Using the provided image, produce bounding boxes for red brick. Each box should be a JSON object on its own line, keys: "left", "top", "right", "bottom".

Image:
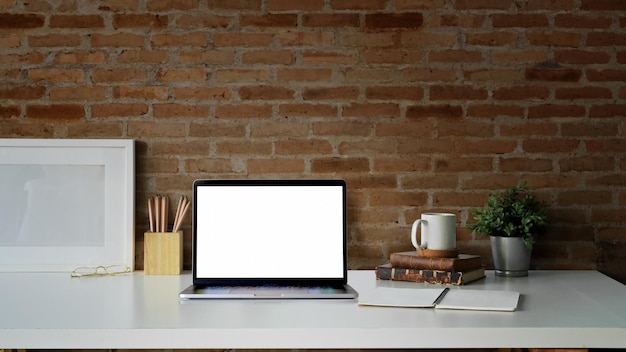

{"left": 465, "top": 31, "right": 518, "bottom": 46}
{"left": 363, "top": 49, "right": 423, "bottom": 64}
{"left": 522, "top": 138, "right": 580, "bottom": 153}
{"left": 587, "top": 32, "right": 626, "bottom": 46}
{"left": 435, "top": 157, "right": 493, "bottom": 172}
{"left": 398, "top": 138, "right": 455, "bottom": 154}
{"left": 373, "top": 157, "right": 431, "bottom": 173}
{"left": 365, "top": 86, "right": 423, "bottom": 101}
{"left": 310, "top": 157, "right": 370, "bottom": 173}
{"left": 560, "top": 157, "right": 614, "bottom": 172}
{"left": 430, "top": 85, "right": 488, "bottom": 100}
{"left": 370, "top": 190, "right": 428, "bottom": 207}
{"left": 302, "top": 51, "right": 358, "bottom": 65}
{"left": 28, "top": 34, "right": 81, "bottom": 47}
{"left": 313, "top": 121, "right": 372, "bottom": 136}
{"left": 91, "top": 33, "right": 145, "bottom": 47}
{"left": 128, "top": 121, "right": 186, "bottom": 138}
{"left": 0, "top": 86, "right": 45, "bottom": 100}
{"left": 147, "top": 0, "right": 200, "bottom": 11}
{"left": 28, "top": 69, "right": 84, "bottom": 83}
{"left": 67, "top": 122, "right": 124, "bottom": 138}
{"left": 454, "top": 139, "right": 517, "bottom": 154}
{"left": 152, "top": 33, "right": 207, "bottom": 47}
{"left": 526, "top": 31, "right": 581, "bottom": 47}
{"left": 115, "top": 86, "right": 169, "bottom": 100}
{"left": 555, "top": 87, "right": 613, "bottom": 100}
{"left": 92, "top": 103, "right": 148, "bottom": 117}
{"left": 400, "top": 31, "right": 457, "bottom": 47}
{"left": 118, "top": 50, "right": 169, "bottom": 64}
{"left": 406, "top": 104, "right": 463, "bottom": 118}
{"left": 467, "top": 104, "right": 525, "bottom": 118}
{"left": 561, "top": 121, "right": 618, "bottom": 137}
{"left": 277, "top": 68, "right": 332, "bottom": 82}
{"left": 50, "top": 87, "right": 107, "bottom": 101}
{"left": 153, "top": 104, "right": 210, "bottom": 118}
{"left": 50, "top": 15, "right": 104, "bottom": 28}
{"left": 432, "top": 14, "right": 486, "bottom": 27}
{"left": 500, "top": 157, "right": 554, "bottom": 172}
{"left": 428, "top": 50, "right": 483, "bottom": 63}
{"left": 250, "top": 121, "right": 309, "bottom": 138}
{"left": 267, "top": 0, "right": 323, "bottom": 10}
{"left": 279, "top": 103, "right": 337, "bottom": 117}
{"left": 276, "top": 31, "right": 335, "bottom": 46}
{"left": 54, "top": 51, "right": 107, "bottom": 64}
{"left": 186, "top": 159, "right": 232, "bottom": 174}
{"left": 438, "top": 121, "right": 494, "bottom": 138}
{"left": 275, "top": 139, "right": 333, "bottom": 155}
{"left": 555, "top": 50, "right": 611, "bottom": 65}
{"left": 240, "top": 14, "right": 297, "bottom": 27}
{"left": 176, "top": 14, "right": 233, "bottom": 28}
{"left": 114, "top": 14, "right": 168, "bottom": 28}
{"left": 0, "top": 13, "right": 44, "bottom": 28}
{"left": 213, "top": 33, "right": 272, "bottom": 47}
{"left": 555, "top": 14, "right": 612, "bottom": 29}
{"left": 455, "top": 0, "right": 510, "bottom": 10}
{"left": 217, "top": 141, "right": 272, "bottom": 155}
{"left": 587, "top": 69, "right": 626, "bottom": 82}
{"left": 216, "top": 104, "right": 272, "bottom": 118}
{"left": 26, "top": 104, "right": 84, "bottom": 120}
{"left": 239, "top": 85, "right": 294, "bottom": 100}
{"left": 0, "top": 105, "right": 21, "bottom": 119}
{"left": 492, "top": 14, "right": 549, "bottom": 28}
{"left": 242, "top": 50, "right": 295, "bottom": 65}
{"left": 304, "top": 86, "right": 360, "bottom": 100}
{"left": 376, "top": 121, "right": 434, "bottom": 137}
{"left": 528, "top": 104, "right": 586, "bottom": 118}
{"left": 178, "top": 50, "right": 234, "bottom": 64}
{"left": 401, "top": 68, "right": 457, "bottom": 82}
{"left": 301, "top": 13, "right": 360, "bottom": 27}
{"left": 558, "top": 191, "right": 612, "bottom": 206}
{"left": 395, "top": 0, "right": 447, "bottom": 10}
{"left": 343, "top": 103, "right": 400, "bottom": 118}
{"left": 365, "top": 13, "right": 423, "bottom": 29}
{"left": 494, "top": 86, "right": 550, "bottom": 100}
{"left": 174, "top": 87, "right": 231, "bottom": 100}
{"left": 339, "top": 139, "right": 396, "bottom": 155}
{"left": 581, "top": 0, "right": 626, "bottom": 10}
{"left": 215, "top": 69, "right": 269, "bottom": 82}
{"left": 330, "top": 0, "right": 387, "bottom": 10}
{"left": 492, "top": 50, "right": 548, "bottom": 64}
{"left": 190, "top": 122, "right": 246, "bottom": 138}
{"left": 590, "top": 104, "right": 626, "bottom": 118}
{"left": 433, "top": 191, "right": 488, "bottom": 207}
{"left": 247, "top": 158, "right": 305, "bottom": 174}
{"left": 92, "top": 68, "right": 147, "bottom": 83}
{"left": 206, "top": 0, "right": 262, "bottom": 11}
{"left": 98, "top": 0, "right": 139, "bottom": 11}
{"left": 526, "top": 68, "right": 582, "bottom": 82}
{"left": 157, "top": 68, "right": 207, "bottom": 82}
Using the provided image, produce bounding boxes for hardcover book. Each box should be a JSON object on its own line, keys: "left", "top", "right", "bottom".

{"left": 375, "top": 264, "right": 486, "bottom": 285}
{"left": 389, "top": 251, "right": 483, "bottom": 272}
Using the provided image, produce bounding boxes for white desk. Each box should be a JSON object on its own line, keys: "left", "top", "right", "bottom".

{"left": 1, "top": 270, "right": 625, "bottom": 349}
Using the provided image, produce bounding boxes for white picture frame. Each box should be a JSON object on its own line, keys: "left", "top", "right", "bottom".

{"left": 0, "top": 139, "right": 135, "bottom": 272}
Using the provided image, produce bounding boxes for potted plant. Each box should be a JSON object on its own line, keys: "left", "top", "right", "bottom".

{"left": 468, "top": 182, "right": 548, "bottom": 277}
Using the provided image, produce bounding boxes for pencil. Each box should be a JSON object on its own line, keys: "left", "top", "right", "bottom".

{"left": 148, "top": 197, "right": 154, "bottom": 232}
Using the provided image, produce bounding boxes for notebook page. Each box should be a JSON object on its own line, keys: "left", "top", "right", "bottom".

{"left": 358, "top": 287, "right": 446, "bottom": 308}
{"left": 435, "top": 289, "right": 520, "bottom": 312}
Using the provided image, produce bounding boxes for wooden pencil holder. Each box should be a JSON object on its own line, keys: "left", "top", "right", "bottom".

{"left": 144, "top": 231, "right": 183, "bottom": 275}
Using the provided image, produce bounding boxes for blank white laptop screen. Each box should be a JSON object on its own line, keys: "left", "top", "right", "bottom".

{"left": 194, "top": 181, "right": 346, "bottom": 281}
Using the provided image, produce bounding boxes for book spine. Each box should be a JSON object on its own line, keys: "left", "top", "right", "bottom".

{"left": 376, "top": 266, "right": 464, "bottom": 285}
{"left": 390, "top": 254, "right": 458, "bottom": 271}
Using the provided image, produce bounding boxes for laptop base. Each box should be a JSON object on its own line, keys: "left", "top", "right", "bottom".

{"left": 179, "top": 283, "right": 358, "bottom": 299}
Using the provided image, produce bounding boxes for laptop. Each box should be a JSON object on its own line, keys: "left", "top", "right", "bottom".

{"left": 179, "top": 179, "right": 358, "bottom": 299}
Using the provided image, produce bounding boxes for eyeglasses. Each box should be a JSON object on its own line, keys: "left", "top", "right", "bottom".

{"left": 70, "top": 265, "right": 131, "bottom": 278}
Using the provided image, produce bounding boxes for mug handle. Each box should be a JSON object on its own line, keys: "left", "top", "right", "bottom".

{"left": 411, "top": 219, "right": 427, "bottom": 249}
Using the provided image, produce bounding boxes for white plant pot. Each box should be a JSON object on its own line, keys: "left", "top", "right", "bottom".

{"left": 490, "top": 236, "right": 531, "bottom": 277}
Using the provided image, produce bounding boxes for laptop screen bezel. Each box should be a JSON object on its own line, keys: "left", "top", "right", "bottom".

{"left": 191, "top": 179, "right": 349, "bottom": 286}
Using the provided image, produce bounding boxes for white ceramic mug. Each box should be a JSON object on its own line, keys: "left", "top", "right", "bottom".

{"left": 411, "top": 213, "right": 456, "bottom": 250}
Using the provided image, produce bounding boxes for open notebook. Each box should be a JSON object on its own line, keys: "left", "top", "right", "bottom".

{"left": 179, "top": 179, "right": 358, "bottom": 299}
{"left": 358, "top": 287, "right": 520, "bottom": 311}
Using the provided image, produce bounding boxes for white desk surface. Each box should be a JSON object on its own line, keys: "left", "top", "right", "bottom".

{"left": 1, "top": 270, "right": 625, "bottom": 349}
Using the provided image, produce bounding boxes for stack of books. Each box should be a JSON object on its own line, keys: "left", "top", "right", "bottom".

{"left": 376, "top": 251, "right": 485, "bottom": 285}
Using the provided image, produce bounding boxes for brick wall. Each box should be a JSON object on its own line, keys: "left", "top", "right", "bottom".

{"left": 1, "top": 0, "right": 625, "bottom": 283}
